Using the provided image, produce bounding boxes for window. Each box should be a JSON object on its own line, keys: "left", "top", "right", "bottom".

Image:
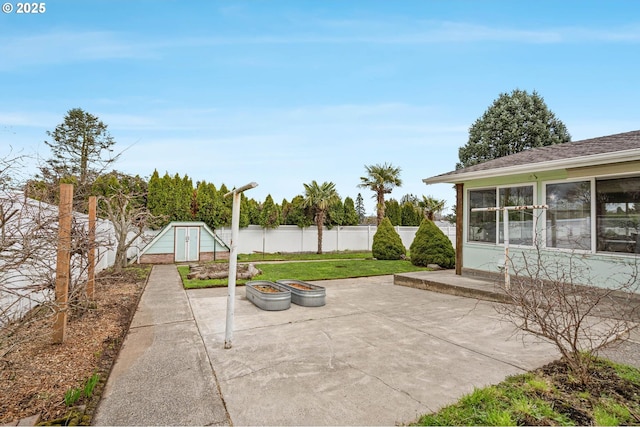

{"left": 468, "top": 185, "right": 534, "bottom": 245}
{"left": 596, "top": 177, "right": 640, "bottom": 253}
{"left": 546, "top": 181, "right": 591, "bottom": 250}
{"left": 468, "top": 189, "right": 496, "bottom": 243}
{"left": 499, "top": 186, "right": 534, "bottom": 245}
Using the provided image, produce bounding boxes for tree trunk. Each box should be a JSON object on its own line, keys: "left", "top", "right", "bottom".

{"left": 316, "top": 212, "right": 324, "bottom": 254}
{"left": 376, "top": 191, "right": 385, "bottom": 225}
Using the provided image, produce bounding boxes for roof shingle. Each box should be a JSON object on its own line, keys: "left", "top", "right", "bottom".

{"left": 431, "top": 130, "right": 640, "bottom": 180}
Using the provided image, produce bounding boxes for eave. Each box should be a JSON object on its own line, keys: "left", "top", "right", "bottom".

{"left": 423, "top": 148, "right": 640, "bottom": 185}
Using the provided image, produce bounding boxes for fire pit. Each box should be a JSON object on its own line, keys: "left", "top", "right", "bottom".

{"left": 276, "top": 279, "right": 326, "bottom": 307}
{"left": 245, "top": 281, "right": 291, "bottom": 311}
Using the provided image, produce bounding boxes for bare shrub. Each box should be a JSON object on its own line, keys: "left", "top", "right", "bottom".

{"left": 498, "top": 240, "right": 640, "bottom": 385}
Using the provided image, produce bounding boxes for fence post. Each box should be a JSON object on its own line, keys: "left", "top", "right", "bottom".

{"left": 53, "top": 183, "right": 73, "bottom": 344}
{"left": 87, "top": 196, "right": 96, "bottom": 300}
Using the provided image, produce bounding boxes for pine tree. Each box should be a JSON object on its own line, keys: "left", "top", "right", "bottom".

{"left": 355, "top": 193, "right": 366, "bottom": 223}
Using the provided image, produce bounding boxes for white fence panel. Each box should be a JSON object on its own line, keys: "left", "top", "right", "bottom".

{"left": 216, "top": 223, "right": 456, "bottom": 254}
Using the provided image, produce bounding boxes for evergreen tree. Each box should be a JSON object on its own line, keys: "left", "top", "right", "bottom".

{"left": 146, "top": 170, "right": 166, "bottom": 228}
{"left": 410, "top": 219, "right": 455, "bottom": 268}
{"left": 195, "top": 181, "right": 219, "bottom": 229}
{"left": 280, "top": 198, "right": 291, "bottom": 224}
{"left": 384, "top": 199, "right": 402, "bottom": 226}
{"left": 355, "top": 193, "right": 366, "bottom": 223}
{"left": 247, "top": 198, "right": 261, "bottom": 225}
{"left": 217, "top": 184, "right": 233, "bottom": 226}
{"left": 239, "top": 194, "right": 251, "bottom": 228}
{"left": 326, "top": 199, "right": 344, "bottom": 228}
{"left": 401, "top": 202, "right": 421, "bottom": 226}
{"left": 259, "top": 194, "right": 281, "bottom": 228}
{"left": 38, "top": 108, "right": 119, "bottom": 207}
{"left": 286, "top": 195, "right": 313, "bottom": 227}
{"left": 343, "top": 196, "right": 359, "bottom": 225}
{"left": 458, "top": 89, "right": 571, "bottom": 169}
{"left": 372, "top": 217, "right": 406, "bottom": 260}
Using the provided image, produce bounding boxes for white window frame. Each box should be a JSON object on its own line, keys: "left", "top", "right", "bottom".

{"left": 466, "top": 183, "right": 537, "bottom": 247}
{"left": 541, "top": 178, "right": 595, "bottom": 254}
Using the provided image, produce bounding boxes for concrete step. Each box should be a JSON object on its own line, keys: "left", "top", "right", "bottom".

{"left": 393, "top": 270, "right": 511, "bottom": 303}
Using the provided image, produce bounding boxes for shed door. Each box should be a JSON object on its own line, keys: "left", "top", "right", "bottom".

{"left": 175, "top": 227, "right": 200, "bottom": 262}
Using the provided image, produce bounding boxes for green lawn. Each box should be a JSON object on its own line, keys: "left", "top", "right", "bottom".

{"left": 179, "top": 258, "right": 428, "bottom": 289}
{"left": 237, "top": 251, "right": 373, "bottom": 262}
{"left": 412, "top": 357, "right": 640, "bottom": 426}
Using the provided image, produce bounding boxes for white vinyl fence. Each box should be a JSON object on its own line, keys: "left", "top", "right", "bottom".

{"left": 0, "top": 194, "right": 144, "bottom": 324}
{"left": 215, "top": 223, "right": 456, "bottom": 254}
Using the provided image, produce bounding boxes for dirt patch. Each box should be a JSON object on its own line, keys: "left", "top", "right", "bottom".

{"left": 187, "top": 262, "right": 261, "bottom": 280}
{"left": 0, "top": 266, "right": 149, "bottom": 425}
{"left": 525, "top": 359, "right": 640, "bottom": 425}
{"left": 254, "top": 285, "right": 281, "bottom": 293}
{"left": 286, "top": 282, "right": 313, "bottom": 291}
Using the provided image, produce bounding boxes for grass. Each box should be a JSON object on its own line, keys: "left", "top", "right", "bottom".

{"left": 413, "top": 357, "right": 640, "bottom": 426}
{"left": 237, "top": 251, "right": 373, "bottom": 262}
{"left": 179, "top": 258, "right": 428, "bottom": 289}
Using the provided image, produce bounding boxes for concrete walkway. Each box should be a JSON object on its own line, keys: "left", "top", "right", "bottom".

{"left": 92, "top": 265, "right": 230, "bottom": 426}
{"left": 94, "top": 265, "right": 566, "bottom": 425}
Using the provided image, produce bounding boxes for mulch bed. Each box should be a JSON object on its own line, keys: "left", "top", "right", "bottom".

{"left": 0, "top": 266, "right": 148, "bottom": 425}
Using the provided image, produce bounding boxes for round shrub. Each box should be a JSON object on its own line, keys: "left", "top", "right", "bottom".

{"left": 372, "top": 217, "right": 406, "bottom": 260}
{"left": 410, "top": 218, "right": 455, "bottom": 268}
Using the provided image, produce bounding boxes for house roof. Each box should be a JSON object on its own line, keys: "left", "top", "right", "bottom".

{"left": 423, "top": 130, "right": 640, "bottom": 184}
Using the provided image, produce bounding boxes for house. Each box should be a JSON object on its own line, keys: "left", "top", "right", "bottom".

{"left": 138, "top": 221, "right": 230, "bottom": 264}
{"left": 423, "top": 130, "right": 640, "bottom": 288}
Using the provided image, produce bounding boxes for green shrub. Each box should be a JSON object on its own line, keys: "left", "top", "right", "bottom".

{"left": 372, "top": 217, "right": 406, "bottom": 260}
{"left": 410, "top": 218, "right": 455, "bottom": 268}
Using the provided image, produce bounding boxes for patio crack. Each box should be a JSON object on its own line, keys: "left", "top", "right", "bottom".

{"left": 370, "top": 311, "right": 531, "bottom": 372}
{"left": 343, "top": 360, "right": 434, "bottom": 413}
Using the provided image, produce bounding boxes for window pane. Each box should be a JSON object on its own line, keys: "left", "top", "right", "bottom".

{"left": 546, "top": 181, "right": 591, "bottom": 250}
{"left": 596, "top": 177, "right": 640, "bottom": 253}
{"left": 499, "top": 186, "right": 534, "bottom": 245}
{"left": 468, "top": 189, "right": 496, "bottom": 243}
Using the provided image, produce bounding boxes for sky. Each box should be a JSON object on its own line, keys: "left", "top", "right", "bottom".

{"left": 1, "top": 1, "right": 639, "bottom": 215}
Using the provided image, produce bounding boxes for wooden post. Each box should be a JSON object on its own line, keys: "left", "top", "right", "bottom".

{"left": 87, "top": 196, "right": 96, "bottom": 300}
{"left": 53, "top": 184, "right": 73, "bottom": 344}
{"left": 455, "top": 183, "right": 463, "bottom": 276}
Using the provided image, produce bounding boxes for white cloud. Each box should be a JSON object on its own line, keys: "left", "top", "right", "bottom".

{"left": 2, "top": 19, "right": 638, "bottom": 71}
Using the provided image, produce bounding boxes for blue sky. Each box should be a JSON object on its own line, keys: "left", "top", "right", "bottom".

{"left": 1, "top": 1, "right": 639, "bottom": 215}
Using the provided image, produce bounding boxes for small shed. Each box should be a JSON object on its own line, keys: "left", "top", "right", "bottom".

{"left": 138, "top": 221, "right": 230, "bottom": 264}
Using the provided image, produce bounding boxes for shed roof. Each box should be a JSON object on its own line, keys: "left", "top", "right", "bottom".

{"left": 139, "top": 221, "right": 230, "bottom": 257}
{"left": 424, "top": 130, "right": 640, "bottom": 184}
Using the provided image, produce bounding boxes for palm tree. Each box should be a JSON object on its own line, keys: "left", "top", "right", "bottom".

{"left": 358, "top": 163, "right": 402, "bottom": 225}
{"left": 302, "top": 180, "right": 340, "bottom": 254}
{"left": 419, "top": 195, "right": 446, "bottom": 221}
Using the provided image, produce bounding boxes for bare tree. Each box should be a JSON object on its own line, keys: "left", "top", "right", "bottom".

{"left": 498, "top": 239, "right": 640, "bottom": 385}
{"left": 1, "top": 153, "right": 103, "bottom": 359}
{"left": 98, "top": 189, "right": 162, "bottom": 272}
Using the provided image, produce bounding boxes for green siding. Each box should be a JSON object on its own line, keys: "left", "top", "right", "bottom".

{"left": 461, "top": 163, "right": 640, "bottom": 289}
{"left": 145, "top": 230, "right": 175, "bottom": 254}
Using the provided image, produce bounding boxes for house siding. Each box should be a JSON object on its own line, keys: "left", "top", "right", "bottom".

{"left": 461, "top": 163, "right": 640, "bottom": 289}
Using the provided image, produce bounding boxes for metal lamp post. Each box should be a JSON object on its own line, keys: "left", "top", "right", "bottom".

{"left": 224, "top": 182, "right": 258, "bottom": 349}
